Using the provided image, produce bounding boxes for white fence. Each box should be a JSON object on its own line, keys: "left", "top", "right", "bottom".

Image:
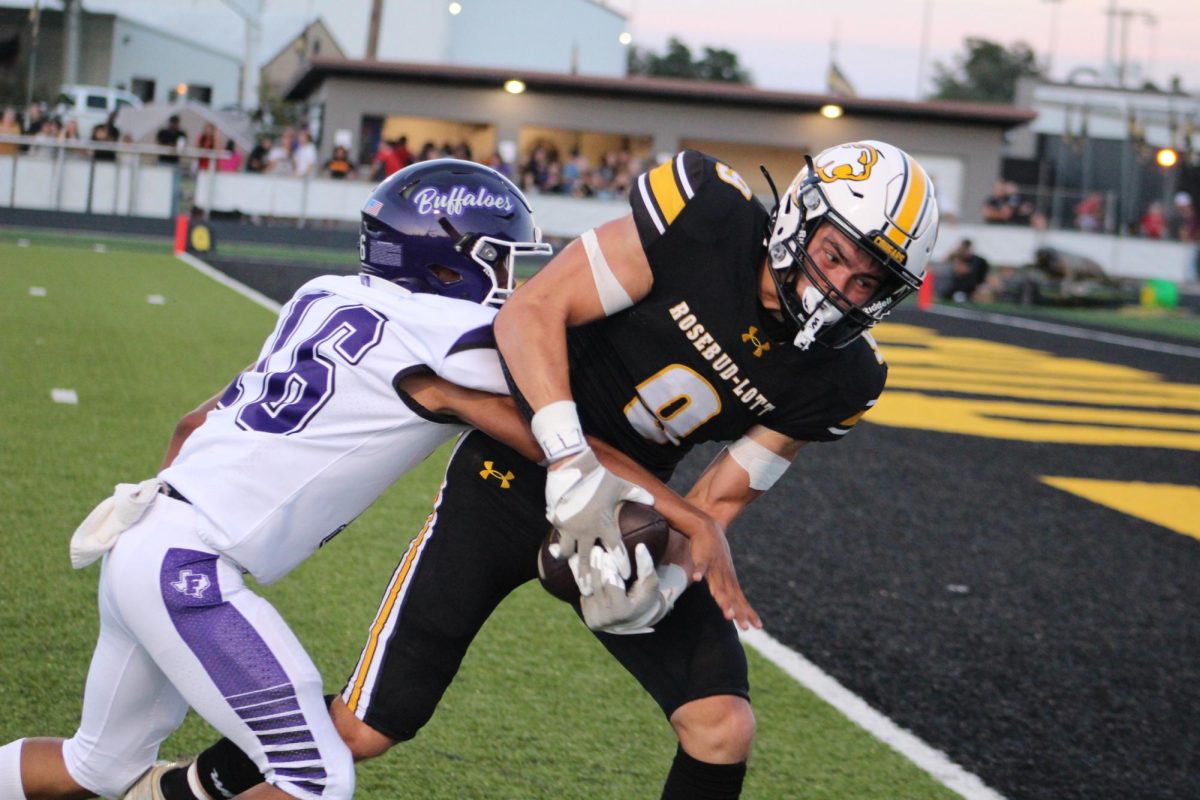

{"left": 2, "top": 134, "right": 1195, "bottom": 283}
{"left": 935, "top": 223, "right": 1198, "bottom": 283}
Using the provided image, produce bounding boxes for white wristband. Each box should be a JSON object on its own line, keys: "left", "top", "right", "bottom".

{"left": 531, "top": 400, "right": 588, "bottom": 462}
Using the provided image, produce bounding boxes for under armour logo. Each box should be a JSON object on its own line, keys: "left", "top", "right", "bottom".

{"left": 479, "top": 460, "right": 515, "bottom": 489}
{"left": 171, "top": 569, "right": 211, "bottom": 599}
{"left": 741, "top": 326, "right": 770, "bottom": 357}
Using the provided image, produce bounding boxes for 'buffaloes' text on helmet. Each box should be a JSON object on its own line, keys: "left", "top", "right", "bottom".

{"left": 359, "top": 159, "right": 552, "bottom": 306}
{"left": 766, "top": 140, "right": 940, "bottom": 349}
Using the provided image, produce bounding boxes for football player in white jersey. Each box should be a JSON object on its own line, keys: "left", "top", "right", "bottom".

{"left": 0, "top": 160, "right": 729, "bottom": 800}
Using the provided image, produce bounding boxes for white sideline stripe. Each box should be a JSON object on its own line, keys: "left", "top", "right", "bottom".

{"left": 51, "top": 388, "right": 79, "bottom": 405}
{"left": 740, "top": 628, "right": 1006, "bottom": 800}
{"left": 175, "top": 252, "right": 282, "bottom": 313}
{"left": 925, "top": 304, "right": 1200, "bottom": 358}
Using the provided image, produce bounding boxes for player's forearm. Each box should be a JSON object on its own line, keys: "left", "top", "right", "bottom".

{"left": 587, "top": 436, "right": 716, "bottom": 545}
{"left": 396, "top": 373, "right": 543, "bottom": 462}
{"left": 684, "top": 454, "right": 764, "bottom": 531}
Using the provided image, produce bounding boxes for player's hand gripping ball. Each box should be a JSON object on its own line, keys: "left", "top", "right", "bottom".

{"left": 538, "top": 501, "right": 669, "bottom": 602}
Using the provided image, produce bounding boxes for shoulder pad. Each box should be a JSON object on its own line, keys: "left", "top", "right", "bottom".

{"left": 630, "top": 150, "right": 757, "bottom": 247}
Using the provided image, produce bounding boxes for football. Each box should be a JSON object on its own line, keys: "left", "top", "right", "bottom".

{"left": 537, "top": 501, "right": 670, "bottom": 603}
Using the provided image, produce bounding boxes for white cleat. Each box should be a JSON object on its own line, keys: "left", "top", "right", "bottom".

{"left": 122, "top": 759, "right": 192, "bottom": 800}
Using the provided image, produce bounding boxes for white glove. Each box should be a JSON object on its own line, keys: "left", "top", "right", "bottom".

{"left": 544, "top": 447, "right": 654, "bottom": 589}
{"left": 580, "top": 543, "right": 689, "bottom": 635}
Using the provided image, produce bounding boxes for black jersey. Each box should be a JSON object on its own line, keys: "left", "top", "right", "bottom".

{"left": 566, "top": 150, "right": 887, "bottom": 478}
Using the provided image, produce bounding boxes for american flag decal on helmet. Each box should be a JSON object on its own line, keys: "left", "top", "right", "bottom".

{"left": 363, "top": 198, "right": 384, "bottom": 217}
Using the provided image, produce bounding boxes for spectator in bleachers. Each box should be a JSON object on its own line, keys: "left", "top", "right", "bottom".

{"left": 1073, "top": 191, "right": 1104, "bottom": 232}
{"left": 294, "top": 129, "right": 318, "bottom": 177}
{"left": 245, "top": 134, "right": 272, "bottom": 173}
{"left": 58, "top": 118, "right": 83, "bottom": 157}
{"left": 940, "top": 238, "right": 990, "bottom": 303}
{"left": 90, "top": 120, "right": 117, "bottom": 162}
{"left": 1139, "top": 201, "right": 1167, "bottom": 239}
{"left": 29, "top": 118, "right": 59, "bottom": 156}
{"left": 484, "top": 150, "right": 512, "bottom": 178}
{"left": 452, "top": 140, "right": 472, "bottom": 161}
{"left": 1171, "top": 192, "right": 1198, "bottom": 242}
{"left": 392, "top": 135, "right": 414, "bottom": 168}
{"left": 21, "top": 102, "right": 45, "bottom": 137}
{"left": 982, "top": 179, "right": 1014, "bottom": 224}
{"left": 1006, "top": 181, "right": 1036, "bottom": 225}
{"left": 370, "top": 139, "right": 402, "bottom": 181}
{"left": 266, "top": 129, "right": 295, "bottom": 175}
{"left": 217, "top": 139, "right": 243, "bottom": 172}
{"left": 195, "top": 123, "right": 219, "bottom": 171}
{"left": 324, "top": 145, "right": 355, "bottom": 179}
{"left": 155, "top": 114, "right": 187, "bottom": 164}
{"left": 0, "top": 107, "right": 20, "bottom": 155}
{"left": 417, "top": 141, "right": 438, "bottom": 162}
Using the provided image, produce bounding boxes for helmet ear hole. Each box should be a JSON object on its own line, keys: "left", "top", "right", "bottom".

{"left": 429, "top": 265, "right": 464, "bottom": 284}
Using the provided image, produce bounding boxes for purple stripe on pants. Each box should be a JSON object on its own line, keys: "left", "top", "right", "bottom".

{"left": 229, "top": 684, "right": 299, "bottom": 708}
{"left": 159, "top": 548, "right": 327, "bottom": 790}
{"left": 259, "top": 730, "right": 316, "bottom": 746}
{"left": 274, "top": 767, "right": 327, "bottom": 779}
{"left": 248, "top": 713, "right": 306, "bottom": 732}
{"left": 267, "top": 748, "right": 320, "bottom": 764}
{"left": 235, "top": 697, "right": 302, "bottom": 720}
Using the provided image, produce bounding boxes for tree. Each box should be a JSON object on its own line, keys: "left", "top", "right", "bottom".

{"left": 932, "top": 38, "right": 1043, "bottom": 103}
{"left": 627, "top": 37, "right": 751, "bottom": 84}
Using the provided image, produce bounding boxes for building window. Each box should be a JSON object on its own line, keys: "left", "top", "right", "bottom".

{"left": 131, "top": 77, "right": 155, "bottom": 103}
{"left": 187, "top": 85, "right": 213, "bottom": 105}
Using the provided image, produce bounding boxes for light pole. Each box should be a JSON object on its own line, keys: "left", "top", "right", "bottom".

{"left": 217, "top": 0, "right": 264, "bottom": 111}
{"left": 1042, "top": 0, "right": 1064, "bottom": 78}
{"left": 24, "top": 0, "right": 40, "bottom": 109}
{"left": 1141, "top": 12, "right": 1157, "bottom": 87}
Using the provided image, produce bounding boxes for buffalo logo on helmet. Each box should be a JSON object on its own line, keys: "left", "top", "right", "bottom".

{"left": 814, "top": 142, "right": 880, "bottom": 184}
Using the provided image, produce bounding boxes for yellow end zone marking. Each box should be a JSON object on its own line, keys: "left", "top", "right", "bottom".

{"left": 868, "top": 323, "right": 1200, "bottom": 451}
{"left": 1040, "top": 477, "right": 1200, "bottom": 541}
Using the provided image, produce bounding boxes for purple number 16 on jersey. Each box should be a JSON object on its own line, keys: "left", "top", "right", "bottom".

{"left": 225, "top": 298, "right": 387, "bottom": 435}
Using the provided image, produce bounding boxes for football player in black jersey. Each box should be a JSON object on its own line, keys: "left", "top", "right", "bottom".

{"left": 142, "top": 142, "right": 938, "bottom": 800}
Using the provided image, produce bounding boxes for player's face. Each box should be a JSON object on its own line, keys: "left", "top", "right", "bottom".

{"left": 797, "top": 223, "right": 886, "bottom": 306}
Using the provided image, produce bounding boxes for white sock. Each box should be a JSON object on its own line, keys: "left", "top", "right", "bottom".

{"left": 0, "top": 740, "right": 28, "bottom": 800}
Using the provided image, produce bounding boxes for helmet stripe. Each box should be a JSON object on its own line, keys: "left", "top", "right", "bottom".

{"left": 885, "top": 156, "right": 928, "bottom": 249}
{"left": 648, "top": 159, "right": 686, "bottom": 226}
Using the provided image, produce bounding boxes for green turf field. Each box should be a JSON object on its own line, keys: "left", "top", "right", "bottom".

{"left": 0, "top": 238, "right": 957, "bottom": 798}
{"left": 941, "top": 299, "right": 1200, "bottom": 342}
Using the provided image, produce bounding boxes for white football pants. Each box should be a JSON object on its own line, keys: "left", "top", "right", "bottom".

{"left": 61, "top": 494, "right": 353, "bottom": 800}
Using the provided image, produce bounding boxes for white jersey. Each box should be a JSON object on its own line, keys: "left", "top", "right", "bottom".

{"left": 160, "top": 274, "right": 506, "bottom": 584}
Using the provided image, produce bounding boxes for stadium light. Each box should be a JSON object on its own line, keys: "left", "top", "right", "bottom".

{"left": 820, "top": 104, "right": 844, "bottom": 119}
{"left": 1156, "top": 148, "right": 1178, "bottom": 168}
{"left": 619, "top": 31, "right": 632, "bottom": 46}
{"left": 176, "top": 82, "right": 188, "bottom": 98}
{"left": 504, "top": 79, "right": 526, "bottom": 95}
{"left": 448, "top": 2, "right": 462, "bottom": 14}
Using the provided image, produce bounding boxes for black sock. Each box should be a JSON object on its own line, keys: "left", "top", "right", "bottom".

{"left": 158, "top": 765, "right": 196, "bottom": 800}
{"left": 194, "top": 737, "right": 267, "bottom": 798}
{"left": 192, "top": 694, "right": 340, "bottom": 799}
{"left": 661, "top": 745, "right": 747, "bottom": 800}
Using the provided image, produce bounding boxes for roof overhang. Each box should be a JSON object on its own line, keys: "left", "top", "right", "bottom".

{"left": 285, "top": 57, "right": 1036, "bottom": 129}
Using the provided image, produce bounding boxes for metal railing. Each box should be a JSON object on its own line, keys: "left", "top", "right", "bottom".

{"left": 0, "top": 133, "right": 225, "bottom": 218}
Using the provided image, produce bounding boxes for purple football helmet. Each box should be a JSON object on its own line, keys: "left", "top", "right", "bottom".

{"left": 359, "top": 158, "right": 551, "bottom": 306}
